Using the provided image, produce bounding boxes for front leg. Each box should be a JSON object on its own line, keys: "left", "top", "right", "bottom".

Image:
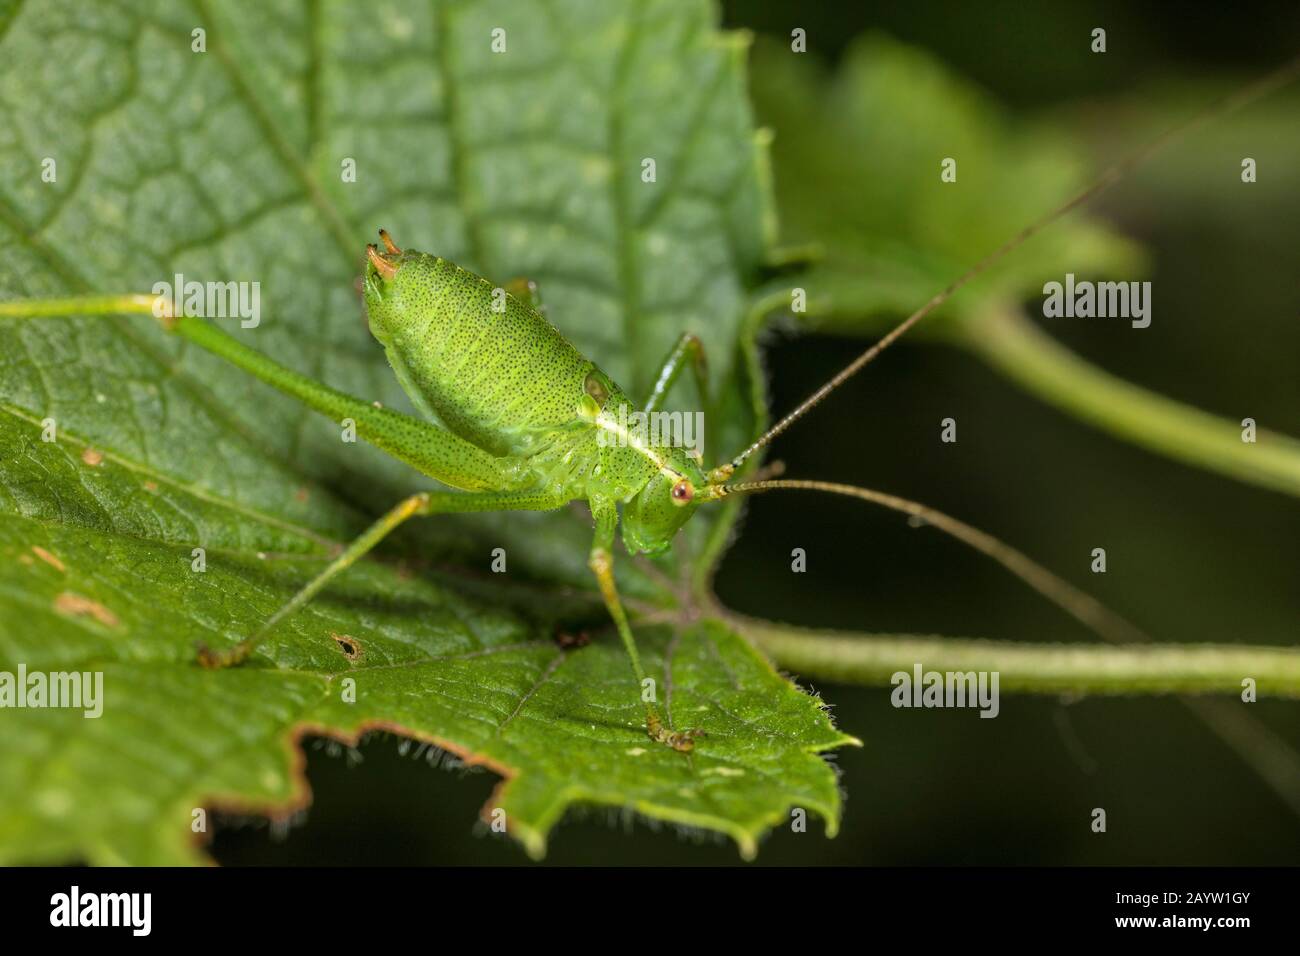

{"left": 644, "top": 332, "right": 709, "bottom": 416}
{"left": 587, "top": 497, "right": 702, "bottom": 752}
{"left": 644, "top": 332, "right": 713, "bottom": 462}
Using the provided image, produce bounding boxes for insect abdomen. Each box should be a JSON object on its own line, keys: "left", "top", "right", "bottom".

{"left": 368, "top": 254, "right": 593, "bottom": 456}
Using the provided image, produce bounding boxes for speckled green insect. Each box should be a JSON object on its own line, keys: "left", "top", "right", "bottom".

{"left": 351, "top": 232, "right": 717, "bottom": 749}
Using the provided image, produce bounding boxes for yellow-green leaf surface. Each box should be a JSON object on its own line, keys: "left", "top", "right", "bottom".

{"left": 0, "top": 0, "right": 852, "bottom": 864}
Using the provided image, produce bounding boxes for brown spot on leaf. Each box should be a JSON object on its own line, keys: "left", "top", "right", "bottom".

{"left": 81, "top": 447, "right": 104, "bottom": 467}
{"left": 293, "top": 487, "right": 310, "bottom": 503}
{"left": 554, "top": 629, "right": 590, "bottom": 649}
{"left": 32, "top": 547, "right": 66, "bottom": 572}
{"left": 54, "top": 592, "right": 120, "bottom": 628}
{"left": 143, "top": 480, "right": 159, "bottom": 493}
{"left": 332, "top": 633, "right": 364, "bottom": 662}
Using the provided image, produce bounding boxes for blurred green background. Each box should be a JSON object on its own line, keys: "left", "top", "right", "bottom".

{"left": 214, "top": 0, "right": 1300, "bottom": 865}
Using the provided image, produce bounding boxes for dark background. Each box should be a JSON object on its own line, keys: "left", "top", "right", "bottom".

{"left": 214, "top": 1, "right": 1300, "bottom": 865}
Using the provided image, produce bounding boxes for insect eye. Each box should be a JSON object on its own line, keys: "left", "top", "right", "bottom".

{"left": 670, "top": 480, "right": 694, "bottom": 505}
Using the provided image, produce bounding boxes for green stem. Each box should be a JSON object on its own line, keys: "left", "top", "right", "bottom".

{"left": 728, "top": 614, "right": 1300, "bottom": 697}
{"left": 964, "top": 305, "right": 1300, "bottom": 498}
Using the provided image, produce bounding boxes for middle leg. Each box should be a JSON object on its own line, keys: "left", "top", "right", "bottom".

{"left": 587, "top": 496, "right": 702, "bottom": 752}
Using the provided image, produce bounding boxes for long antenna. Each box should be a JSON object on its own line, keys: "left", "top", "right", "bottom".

{"left": 721, "top": 53, "right": 1300, "bottom": 476}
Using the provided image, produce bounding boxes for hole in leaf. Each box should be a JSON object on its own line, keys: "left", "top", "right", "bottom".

{"left": 332, "top": 633, "right": 364, "bottom": 662}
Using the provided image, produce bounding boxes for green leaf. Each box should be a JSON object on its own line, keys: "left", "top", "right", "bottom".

{"left": 749, "top": 33, "right": 1142, "bottom": 332}
{"left": 0, "top": 0, "right": 851, "bottom": 863}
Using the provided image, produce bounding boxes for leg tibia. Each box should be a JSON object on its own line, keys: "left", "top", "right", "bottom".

{"left": 644, "top": 332, "right": 709, "bottom": 415}
{"left": 198, "top": 488, "right": 568, "bottom": 668}
{"left": 588, "top": 498, "right": 702, "bottom": 752}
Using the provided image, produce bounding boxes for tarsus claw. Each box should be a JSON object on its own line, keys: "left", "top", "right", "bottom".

{"left": 646, "top": 711, "right": 704, "bottom": 752}
{"left": 195, "top": 640, "right": 248, "bottom": 670}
